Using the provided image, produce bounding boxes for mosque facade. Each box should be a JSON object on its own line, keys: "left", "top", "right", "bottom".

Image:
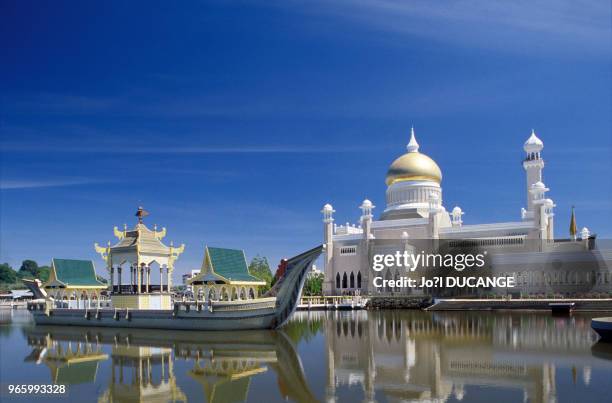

{"left": 321, "top": 129, "right": 612, "bottom": 297}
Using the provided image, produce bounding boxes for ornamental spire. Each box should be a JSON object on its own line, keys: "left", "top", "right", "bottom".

{"left": 407, "top": 126, "right": 419, "bottom": 153}
{"left": 569, "top": 205, "right": 577, "bottom": 240}
{"left": 135, "top": 206, "right": 149, "bottom": 224}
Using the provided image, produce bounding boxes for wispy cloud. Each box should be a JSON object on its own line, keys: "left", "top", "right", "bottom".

{"left": 0, "top": 178, "right": 111, "bottom": 190}
{"left": 0, "top": 141, "right": 373, "bottom": 154}
{"left": 284, "top": 0, "right": 608, "bottom": 56}
{"left": 0, "top": 123, "right": 382, "bottom": 154}
{"left": 2, "top": 72, "right": 544, "bottom": 122}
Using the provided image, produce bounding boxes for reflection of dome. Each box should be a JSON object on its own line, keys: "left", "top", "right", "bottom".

{"left": 385, "top": 129, "right": 442, "bottom": 185}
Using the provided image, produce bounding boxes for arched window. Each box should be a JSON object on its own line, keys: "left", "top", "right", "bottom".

{"left": 350, "top": 272, "right": 355, "bottom": 288}
{"left": 357, "top": 272, "right": 362, "bottom": 288}
{"left": 336, "top": 273, "right": 341, "bottom": 289}
{"left": 342, "top": 273, "right": 348, "bottom": 288}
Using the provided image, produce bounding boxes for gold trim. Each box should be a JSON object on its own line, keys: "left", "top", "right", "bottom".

{"left": 386, "top": 175, "right": 441, "bottom": 186}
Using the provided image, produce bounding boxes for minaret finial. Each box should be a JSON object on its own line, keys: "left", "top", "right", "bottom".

{"left": 407, "top": 126, "right": 419, "bottom": 153}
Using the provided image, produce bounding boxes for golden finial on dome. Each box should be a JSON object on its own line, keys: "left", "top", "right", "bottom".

{"left": 385, "top": 128, "right": 442, "bottom": 186}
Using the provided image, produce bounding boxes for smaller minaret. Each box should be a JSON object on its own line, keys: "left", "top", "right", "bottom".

{"left": 451, "top": 206, "right": 464, "bottom": 227}
{"left": 360, "top": 199, "right": 375, "bottom": 240}
{"left": 569, "top": 206, "right": 577, "bottom": 241}
{"left": 529, "top": 182, "right": 555, "bottom": 241}
{"left": 581, "top": 227, "right": 590, "bottom": 240}
{"left": 523, "top": 130, "right": 545, "bottom": 213}
{"left": 321, "top": 203, "right": 335, "bottom": 261}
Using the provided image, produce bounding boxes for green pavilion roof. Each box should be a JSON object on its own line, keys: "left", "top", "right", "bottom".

{"left": 51, "top": 259, "right": 106, "bottom": 287}
{"left": 207, "top": 247, "right": 261, "bottom": 282}
{"left": 54, "top": 361, "right": 101, "bottom": 384}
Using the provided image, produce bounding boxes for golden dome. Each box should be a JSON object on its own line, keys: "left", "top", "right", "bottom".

{"left": 385, "top": 129, "right": 442, "bottom": 185}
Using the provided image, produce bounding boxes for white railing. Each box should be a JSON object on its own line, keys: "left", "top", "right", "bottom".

{"left": 53, "top": 299, "right": 112, "bottom": 309}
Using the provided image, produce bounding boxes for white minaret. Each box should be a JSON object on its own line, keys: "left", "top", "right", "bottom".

{"left": 523, "top": 130, "right": 545, "bottom": 214}
{"left": 360, "top": 199, "right": 375, "bottom": 240}
{"left": 451, "top": 206, "right": 464, "bottom": 227}
{"left": 529, "top": 181, "right": 555, "bottom": 241}
{"left": 321, "top": 203, "right": 335, "bottom": 295}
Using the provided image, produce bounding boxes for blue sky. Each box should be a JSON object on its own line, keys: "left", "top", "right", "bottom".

{"left": 1, "top": 1, "right": 610, "bottom": 281}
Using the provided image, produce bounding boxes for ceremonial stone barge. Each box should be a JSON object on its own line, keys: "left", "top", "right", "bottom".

{"left": 26, "top": 208, "right": 322, "bottom": 331}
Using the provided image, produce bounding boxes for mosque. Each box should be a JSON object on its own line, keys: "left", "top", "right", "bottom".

{"left": 321, "top": 129, "right": 612, "bottom": 297}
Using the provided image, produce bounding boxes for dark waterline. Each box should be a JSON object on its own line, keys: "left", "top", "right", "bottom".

{"left": 1, "top": 309, "right": 611, "bottom": 403}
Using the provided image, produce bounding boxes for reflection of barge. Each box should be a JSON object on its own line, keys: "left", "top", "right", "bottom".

{"left": 24, "top": 325, "right": 319, "bottom": 403}
{"left": 592, "top": 317, "right": 612, "bottom": 342}
{"left": 27, "top": 245, "right": 322, "bottom": 331}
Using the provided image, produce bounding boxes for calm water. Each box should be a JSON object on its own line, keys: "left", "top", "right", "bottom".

{"left": 1, "top": 309, "right": 611, "bottom": 403}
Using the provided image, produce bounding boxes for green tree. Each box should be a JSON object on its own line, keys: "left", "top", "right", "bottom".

{"left": 17, "top": 260, "right": 50, "bottom": 282}
{"left": 303, "top": 273, "right": 324, "bottom": 296}
{"left": 37, "top": 266, "right": 51, "bottom": 282}
{"left": 248, "top": 255, "right": 273, "bottom": 293}
{"left": 18, "top": 259, "right": 39, "bottom": 278}
{"left": 0, "top": 263, "right": 18, "bottom": 284}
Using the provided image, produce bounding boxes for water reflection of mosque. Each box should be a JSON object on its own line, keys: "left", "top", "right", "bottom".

{"left": 309, "top": 310, "right": 608, "bottom": 403}
{"left": 24, "top": 326, "right": 318, "bottom": 403}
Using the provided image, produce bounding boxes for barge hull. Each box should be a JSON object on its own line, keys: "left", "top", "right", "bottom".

{"left": 31, "top": 309, "right": 277, "bottom": 331}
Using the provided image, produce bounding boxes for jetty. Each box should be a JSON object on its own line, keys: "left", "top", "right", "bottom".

{"left": 297, "top": 296, "right": 368, "bottom": 311}
{"left": 426, "top": 298, "right": 612, "bottom": 312}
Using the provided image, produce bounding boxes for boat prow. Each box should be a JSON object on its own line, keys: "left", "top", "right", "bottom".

{"left": 591, "top": 317, "right": 612, "bottom": 342}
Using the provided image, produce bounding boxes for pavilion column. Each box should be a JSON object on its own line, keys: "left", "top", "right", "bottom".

{"left": 160, "top": 267, "right": 164, "bottom": 293}
{"left": 146, "top": 266, "right": 150, "bottom": 293}
{"left": 110, "top": 267, "right": 115, "bottom": 294}
{"left": 117, "top": 267, "right": 122, "bottom": 294}
{"left": 167, "top": 269, "right": 171, "bottom": 293}
{"left": 130, "top": 266, "right": 135, "bottom": 293}
{"left": 161, "top": 354, "right": 165, "bottom": 382}
{"left": 137, "top": 266, "right": 142, "bottom": 294}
